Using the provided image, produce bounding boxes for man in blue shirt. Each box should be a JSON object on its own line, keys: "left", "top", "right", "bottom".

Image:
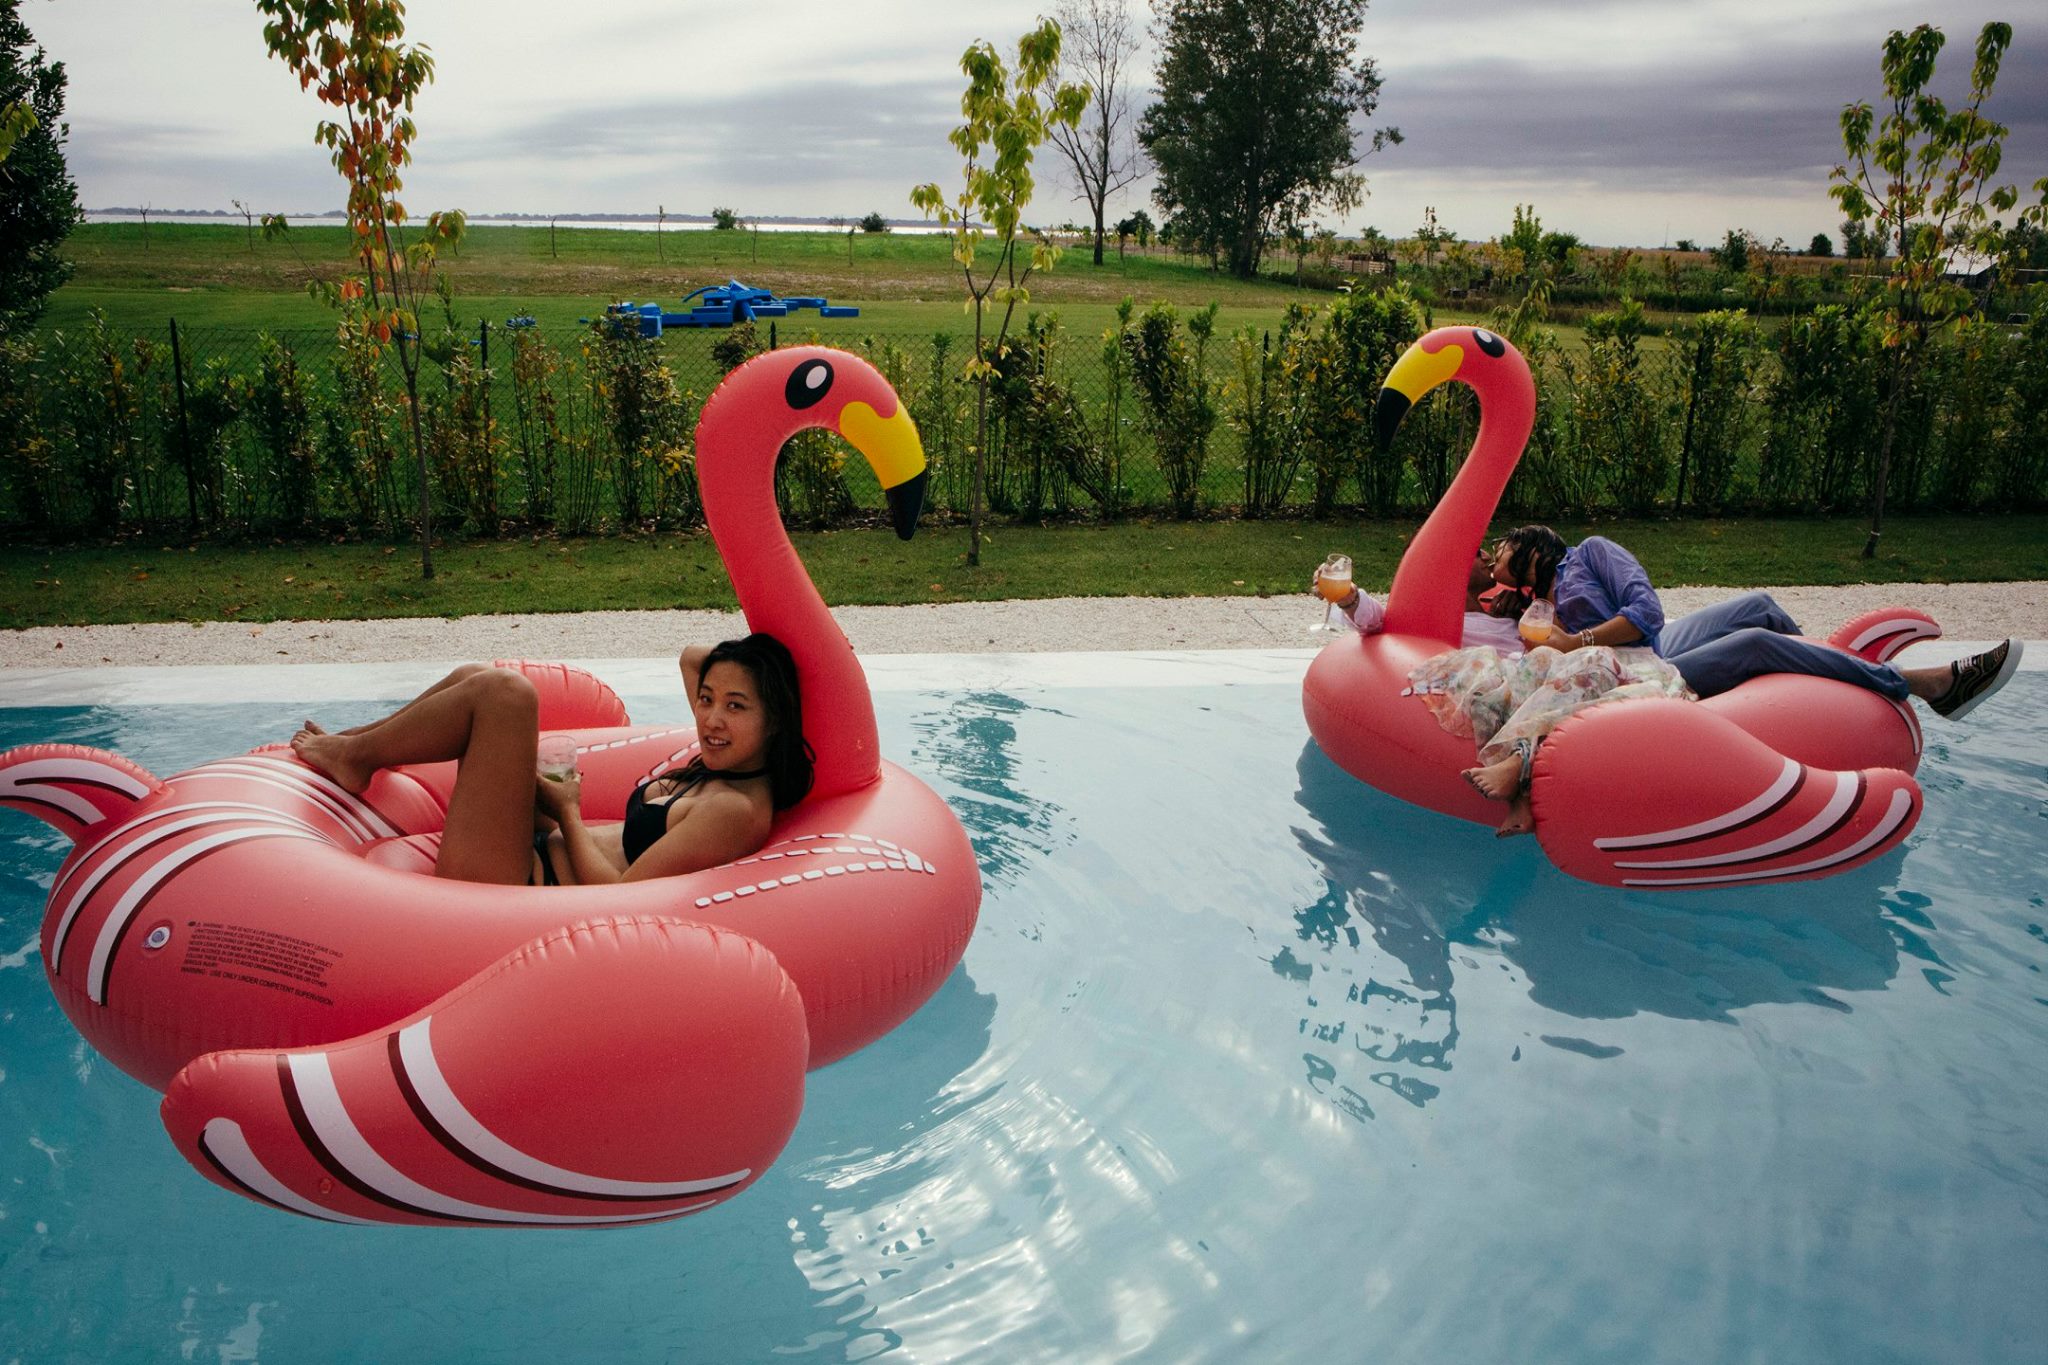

{"left": 1487, "top": 526, "right": 2021, "bottom": 721}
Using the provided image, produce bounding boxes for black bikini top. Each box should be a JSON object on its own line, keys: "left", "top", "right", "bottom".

{"left": 621, "top": 765, "right": 768, "bottom": 865}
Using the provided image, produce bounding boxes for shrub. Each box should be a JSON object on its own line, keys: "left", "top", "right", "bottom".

{"left": 1761, "top": 304, "right": 1883, "bottom": 510}
{"left": 1671, "top": 310, "right": 1765, "bottom": 511}
{"left": 1566, "top": 297, "right": 1671, "bottom": 514}
{"left": 249, "top": 333, "right": 317, "bottom": 530}
{"left": 1124, "top": 301, "right": 1218, "bottom": 518}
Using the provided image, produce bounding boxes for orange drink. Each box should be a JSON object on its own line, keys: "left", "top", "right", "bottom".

{"left": 1316, "top": 573, "right": 1354, "bottom": 603}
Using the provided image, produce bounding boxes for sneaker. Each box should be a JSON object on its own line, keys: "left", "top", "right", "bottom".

{"left": 1929, "top": 639, "right": 2024, "bottom": 720}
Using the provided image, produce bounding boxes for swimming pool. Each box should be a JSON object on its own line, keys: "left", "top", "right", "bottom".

{"left": 2, "top": 654, "right": 2044, "bottom": 1363}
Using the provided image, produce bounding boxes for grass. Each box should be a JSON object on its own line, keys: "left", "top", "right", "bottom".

{"left": 43, "top": 222, "right": 1333, "bottom": 339}
{"left": 4, "top": 514, "right": 2041, "bottom": 629}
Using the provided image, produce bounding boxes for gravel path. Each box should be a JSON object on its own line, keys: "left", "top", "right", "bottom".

{"left": 3, "top": 582, "right": 2041, "bottom": 669}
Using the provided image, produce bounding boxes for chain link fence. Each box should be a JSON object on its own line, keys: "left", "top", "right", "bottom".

{"left": 4, "top": 296, "right": 2045, "bottom": 542}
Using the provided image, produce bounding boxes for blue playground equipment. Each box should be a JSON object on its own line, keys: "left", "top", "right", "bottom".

{"left": 596, "top": 280, "right": 859, "bottom": 338}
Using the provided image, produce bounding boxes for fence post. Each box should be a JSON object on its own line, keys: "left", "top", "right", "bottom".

{"left": 768, "top": 321, "right": 777, "bottom": 351}
{"left": 479, "top": 317, "right": 491, "bottom": 437}
{"left": 168, "top": 318, "right": 197, "bottom": 531}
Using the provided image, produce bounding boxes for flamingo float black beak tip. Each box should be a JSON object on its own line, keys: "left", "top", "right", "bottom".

{"left": 887, "top": 469, "right": 928, "bottom": 541}
{"left": 1373, "top": 388, "right": 1412, "bottom": 452}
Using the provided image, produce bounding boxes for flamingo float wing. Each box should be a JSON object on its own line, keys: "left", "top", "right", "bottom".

{"left": 1532, "top": 698, "right": 1920, "bottom": 888}
{"left": 161, "top": 916, "right": 807, "bottom": 1227}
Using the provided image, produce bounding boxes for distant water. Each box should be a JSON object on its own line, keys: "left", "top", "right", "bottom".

{"left": 84, "top": 212, "right": 953, "bottom": 236}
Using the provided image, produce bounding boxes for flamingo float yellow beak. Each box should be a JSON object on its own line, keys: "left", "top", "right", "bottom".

{"left": 1373, "top": 337, "right": 1467, "bottom": 451}
{"left": 840, "top": 400, "right": 928, "bottom": 540}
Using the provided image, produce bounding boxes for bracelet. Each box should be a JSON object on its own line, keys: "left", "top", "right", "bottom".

{"left": 1578, "top": 629, "right": 1597, "bottom": 648}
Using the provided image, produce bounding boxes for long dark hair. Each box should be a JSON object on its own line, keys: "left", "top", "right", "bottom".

{"left": 682, "top": 632, "right": 814, "bottom": 810}
{"left": 1499, "top": 525, "right": 1567, "bottom": 601}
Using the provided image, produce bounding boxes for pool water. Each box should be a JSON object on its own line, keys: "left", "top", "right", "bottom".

{"left": 2, "top": 665, "right": 2044, "bottom": 1363}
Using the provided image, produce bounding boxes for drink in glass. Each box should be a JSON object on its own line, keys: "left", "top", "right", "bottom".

{"left": 537, "top": 734, "right": 578, "bottom": 782}
{"left": 1310, "top": 553, "right": 1354, "bottom": 632}
{"left": 1519, "top": 599, "right": 1556, "bottom": 648}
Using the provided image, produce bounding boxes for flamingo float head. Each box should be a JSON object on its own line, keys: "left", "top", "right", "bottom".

{"left": 1369, "top": 326, "right": 1536, "bottom": 646}
{"left": 697, "top": 345, "right": 928, "bottom": 538}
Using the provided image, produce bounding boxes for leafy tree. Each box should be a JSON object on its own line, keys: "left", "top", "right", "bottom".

{"left": 858, "top": 211, "right": 890, "bottom": 233}
{"left": 1043, "top": 0, "right": 1144, "bottom": 266}
{"left": 1672, "top": 237, "right": 1699, "bottom": 253}
{"left": 1501, "top": 203, "right": 1544, "bottom": 278}
{"left": 710, "top": 206, "right": 740, "bottom": 230}
{"left": 1141, "top": 0, "right": 1400, "bottom": 278}
{"left": 0, "top": 0, "right": 84, "bottom": 333}
{"left": 1710, "top": 229, "right": 1752, "bottom": 273}
{"left": 912, "top": 19, "right": 1087, "bottom": 565}
{"left": 1809, "top": 232, "right": 1834, "bottom": 257}
{"left": 258, "top": 0, "right": 467, "bottom": 578}
{"left": 1113, "top": 207, "right": 1153, "bottom": 254}
{"left": 1830, "top": 20, "right": 2047, "bottom": 556}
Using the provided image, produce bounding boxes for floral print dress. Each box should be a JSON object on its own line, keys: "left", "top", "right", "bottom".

{"left": 1407, "top": 644, "right": 1694, "bottom": 772}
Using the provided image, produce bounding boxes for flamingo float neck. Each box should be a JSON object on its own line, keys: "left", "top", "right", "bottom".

{"left": 694, "top": 364, "right": 879, "bottom": 800}
{"left": 1380, "top": 332, "right": 1536, "bottom": 647}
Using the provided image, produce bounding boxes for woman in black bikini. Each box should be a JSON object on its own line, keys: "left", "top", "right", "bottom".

{"left": 290, "top": 635, "right": 811, "bottom": 887}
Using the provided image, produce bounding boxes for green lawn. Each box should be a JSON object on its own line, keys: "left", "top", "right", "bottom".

{"left": 5, "top": 515, "right": 2040, "bottom": 629}
{"left": 42, "top": 222, "right": 1331, "bottom": 339}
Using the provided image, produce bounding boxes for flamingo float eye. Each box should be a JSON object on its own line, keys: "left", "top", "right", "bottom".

{"left": 786, "top": 359, "right": 834, "bottom": 410}
{"left": 1472, "top": 328, "right": 1505, "bottom": 357}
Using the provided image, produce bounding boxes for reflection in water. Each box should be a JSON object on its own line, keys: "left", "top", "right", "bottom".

{"left": 1286, "top": 741, "right": 1912, "bottom": 1116}
{"left": 910, "top": 692, "right": 1075, "bottom": 890}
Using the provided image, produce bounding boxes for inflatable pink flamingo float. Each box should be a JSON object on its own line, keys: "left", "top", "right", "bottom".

{"left": 1302, "top": 326, "right": 1933, "bottom": 888}
{"left": 0, "top": 347, "right": 981, "bottom": 1226}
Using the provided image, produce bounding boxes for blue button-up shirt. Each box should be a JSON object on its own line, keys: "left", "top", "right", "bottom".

{"left": 1553, "top": 536, "right": 1665, "bottom": 652}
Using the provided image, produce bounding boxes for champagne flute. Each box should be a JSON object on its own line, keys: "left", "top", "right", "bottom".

{"left": 1310, "top": 553, "right": 1353, "bottom": 633}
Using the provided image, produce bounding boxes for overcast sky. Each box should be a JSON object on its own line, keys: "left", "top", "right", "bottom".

{"left": 25, "top": 0, "right": 2048, "bottom": 249}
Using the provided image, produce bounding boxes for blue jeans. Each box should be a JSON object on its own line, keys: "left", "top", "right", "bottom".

{"left": 1659, "top": 591, "right": 1910, "bottom": 701}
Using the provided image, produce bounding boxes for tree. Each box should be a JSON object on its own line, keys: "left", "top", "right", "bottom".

{"left": 1830, "top": 21, "right": 2047, "bottom": 557}
{"left": 1501, "top": 203, "right": 1544, "bottom": 278}
{"left": 710, "top": 206, "right": 739, "bottom": 230}
{"left": 1809, "top": 231, "right": 1834, "bottom": 257}
{"left": 1141, "top": 0, "right": 1399, "bottom": 278}
{"left": 1710, "top": 228, "right": 1752, "bottom": 273}
{"left": 258, "top": 0, "right": 466, "bottom": 579}
{"left": 0, "top": 0, "right": 84, "bottom": 333}
{"left": 1113, "top": 207, "right": 1154, "bottom": 256}
{"left": 1042, "top": 0, "right": 1144, "bottom": 267}
{"left": 1673, "top": 237, "right": 1699, "bottom": 253}
{"left": 912, "top": 19, "right": 1087, "bottom": 566}
{"left": 858, "top": 211, "right": 890, "bottom": 233}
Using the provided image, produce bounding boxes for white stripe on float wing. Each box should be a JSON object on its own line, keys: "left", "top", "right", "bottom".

{"left": 1, "top": 755, "right": 153, "bottom": 798}
{"left": 287, "top": 1053, "right": 714, "bottom": 1225}
{"left": 1887, "top": 697, "right": 1923, "bottom": 758}
{"left": 51, "top": 806, "right": 323, "bottom": 973}
{"left": 238, "top": 755, "right": 400, "bottom": 838}
{"left": 1849, "top": 619, "right": 1937, "bottom": 654}
{"left": 199, "top": 1118, "right": 377, "bottom": 1225}
{"left": 86, "top": 827, "right": 326, "bottom": 1004}
{"left": 398, "top": 1020, "right": 749, "bottom": 1197}
{"left": 1595, "top": 758, "right": 1801, "bottom": 851}
{"left": 0, "top": 756, "right": 142, "bottom": 822}
{"left": 176, "top": 764, "right": 381, "bottom": 844}
{"left": 206, "top": 757, "right": 398, "bottom": 840}
{"left": 1622, "top": 789, "right": 1914, "bottom": 887}
{"left": 1615, "top": 770, "right": 1858, "bottom": 870}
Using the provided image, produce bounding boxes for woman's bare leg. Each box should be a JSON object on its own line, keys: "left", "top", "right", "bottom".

{"left": 299, "top": 663, "right": 495, "bottom": 739}
{"left": 293, "top": 666, "right": 539, "bottom": 885}
{"left": 1495, "top": 793, "right": 1535, "bottom": 837}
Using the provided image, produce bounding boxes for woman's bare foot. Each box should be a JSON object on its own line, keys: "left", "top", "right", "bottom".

{"left": 290, "top": 730, "right": 376, "bottom": 794}
{"left": 1494, "top": 793, "right": 1535, "bottom": 837}
{"left": 1462, "top": 753, "right": 1523, "bottom": 801}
